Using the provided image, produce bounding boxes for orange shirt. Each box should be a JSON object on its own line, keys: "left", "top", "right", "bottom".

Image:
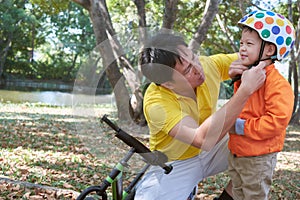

{"left": 228, "top": 64, "right": 294, "bottom": 157}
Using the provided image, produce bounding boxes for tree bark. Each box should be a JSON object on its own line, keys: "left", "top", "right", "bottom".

{"left": 188, "top": 0, "right": 219, "bottom": 52}
{"left": 289, "top": 0, "right": 300, "bottom": 124}
{"left": 134, "top": 0, "right": 147, "bottom": 43}
{"left": 162, "top": 0, "right": 179, "bottom": 29}
{"left": 72, "top": 0, "right": 90, "bottom": 10}
{"left": 216, "top": 13, "right": 239, "bottom": 52}
{"left": 73, "top": 0, "right": 130, "bottom": 120}
{"left": 0, "top": 36, "right": 12, "bottom": 82}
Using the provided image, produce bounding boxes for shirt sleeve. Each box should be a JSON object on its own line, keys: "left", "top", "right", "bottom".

{"left": 210, "top": 53, "right": 238, "bottom": 81}
{"left": 146, "top": 101, "right": 185, "bottom": 135}
{"left": 235, "top": 118, "right": 245, "bottom": 135}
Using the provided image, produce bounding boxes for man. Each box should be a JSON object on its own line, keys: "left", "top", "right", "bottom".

{"left": 135, "top": 32, "right": 266, "bottom": 200}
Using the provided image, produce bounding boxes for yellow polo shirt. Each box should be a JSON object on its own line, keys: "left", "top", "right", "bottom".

{"left": 144, "top": 53, "right": 238, "bottom": 161}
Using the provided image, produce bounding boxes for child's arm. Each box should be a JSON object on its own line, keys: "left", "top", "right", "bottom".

{"left": 232, "top": 78, "right": 294, "bottom": 139}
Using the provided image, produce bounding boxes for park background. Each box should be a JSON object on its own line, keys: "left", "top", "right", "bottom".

{"left": 0, "top": 0, "right": 299, "bottom": 199}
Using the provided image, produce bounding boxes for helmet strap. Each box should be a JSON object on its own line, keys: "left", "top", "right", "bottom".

{"left": 251, "top": 41, "right": 278, "bottom": 68}
{"left": 252, "top": 40, "right": 266, "bottom": 66}
{"left": 260, "top": 55, "right": 277, "bottom": 62}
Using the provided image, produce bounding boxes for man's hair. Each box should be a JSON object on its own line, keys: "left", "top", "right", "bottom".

{"left": 139, "top": 33, "right": 187, "bottom": 84}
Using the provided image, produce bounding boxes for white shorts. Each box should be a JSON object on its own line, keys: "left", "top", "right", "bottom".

{"left": 134, "top": 135, "right": 230, "bottom": 200}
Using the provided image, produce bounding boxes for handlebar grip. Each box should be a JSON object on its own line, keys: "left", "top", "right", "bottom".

{"left": 101, "top": 115, "right": 173, "bottom": 174}
{"left": 101, "top": 115, "right": 150, "bottom": 154}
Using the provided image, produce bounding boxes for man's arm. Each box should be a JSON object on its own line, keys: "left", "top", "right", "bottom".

{"left": 169, "top": 61, "right": 267, "bottom": 151}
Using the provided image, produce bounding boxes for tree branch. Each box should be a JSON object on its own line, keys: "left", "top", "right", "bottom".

{"left": 72, "top": 0, "right": 91, "bottom": 10}
{"left": 216, "top": 13, "right": 239, "bottom": 52}
{"left": 0, "top": 177, "right": 80, "bottom": 197}
{"left": 162, "top": 0, "right": 179, "bottom": 29}
{"left": 188, "top": 0, "right": 219, "bottom": 52}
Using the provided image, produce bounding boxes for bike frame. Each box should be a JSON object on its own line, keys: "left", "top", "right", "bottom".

{"left": 76, "top": 115, "right": 172, "bottom": 200}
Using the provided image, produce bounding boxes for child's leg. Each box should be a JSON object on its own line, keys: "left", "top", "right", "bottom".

{"left": 227, "top": 153, "right": 244, "bottom": 199}
{"left": 228, "top": 153, "right": 277, "bottom": 200}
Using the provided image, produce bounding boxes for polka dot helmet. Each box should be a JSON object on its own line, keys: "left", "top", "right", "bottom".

{"left": 238, "top": 10, "right": 295, "bottom": 60}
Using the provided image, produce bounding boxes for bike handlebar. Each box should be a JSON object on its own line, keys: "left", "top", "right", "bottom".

{"left": 101, "top": 115, "right": 173, "bottom": 174}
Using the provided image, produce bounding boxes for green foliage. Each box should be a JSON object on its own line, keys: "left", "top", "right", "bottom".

{"left": 51, "top": 2, "right": 95, "bottom": 55}
{"left": 29, "top": 0, "right": 69, "bottom": 15}
{"left": 175, "top": 1, "right": 205, "bottom": 40}
{"left": 36, "top": 2, "right": 95, "bottom": 81}
{"left": 274, "top": 1, "right": 299, "bottom": 24}
{"left": 219, "top": 80, "right": 234, "bottom": 99}
{"left": 1, "top": 1, "right": 95, "bottom": 81}
{"left": 0, "top": 0, "right": 45, "bottom": 77}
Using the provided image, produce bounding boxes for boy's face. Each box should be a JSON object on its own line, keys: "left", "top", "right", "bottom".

{"left": 239, "top": 29, "right": 263, "bottom": 66}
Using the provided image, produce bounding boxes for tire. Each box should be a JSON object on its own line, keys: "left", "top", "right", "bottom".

{"left": 76, "top": 186, "right": 106, "bottom": 200}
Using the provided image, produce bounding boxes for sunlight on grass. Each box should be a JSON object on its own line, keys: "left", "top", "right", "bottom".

{"left": 0, "top": 102, "right": 299, "bottom": 199}
{"left": 276, "top": 152, "right": 300, "bottom": 171}
{"left": 0, "top": 146, "right": 102, "bottom": 188}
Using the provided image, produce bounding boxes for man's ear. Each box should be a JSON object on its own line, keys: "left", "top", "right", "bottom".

{"left": 266, "top": 43, "right": 276, "bottom": 56}
{"left": 161, "top": 81, "right": 175, "bottom": 90}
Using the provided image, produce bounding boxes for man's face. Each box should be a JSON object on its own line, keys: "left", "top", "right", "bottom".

{"left": 172, "top": 45, "right": 205, "bottom": 90}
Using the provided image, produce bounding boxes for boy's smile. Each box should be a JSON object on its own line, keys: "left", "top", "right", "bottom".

{"left": 239, "top": 29, "right": 262, "bottom": 66}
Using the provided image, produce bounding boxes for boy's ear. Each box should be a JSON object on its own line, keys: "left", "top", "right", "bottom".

{"left": 266, "top": 43, "right": 276, "bottom": 56}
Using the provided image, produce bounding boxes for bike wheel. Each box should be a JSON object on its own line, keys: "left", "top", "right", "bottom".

{"left": 76, "top": 186, "right": 107, "bottom": 200}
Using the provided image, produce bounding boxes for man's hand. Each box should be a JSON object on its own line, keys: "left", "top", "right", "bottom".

{"left": 239, "top": 61, "right": 267, "bottom": 95}
{"left": 229, "top": 60, "right": 248, "bottom": 78}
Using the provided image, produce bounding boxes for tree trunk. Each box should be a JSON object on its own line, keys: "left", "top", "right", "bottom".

{"left": 0, "top": 36, "right": 12, "bottom": 83}
{"left": 289, "top": 0, "right": 300, "bottom": 125}
{"left": 134, "top": 0, "right": 147, "bottom": 44}
{"left": 30, "top": 18, "right": 35, "bottom": 63}
{"left": 162, "top": 0, "right": 179, "bottom": 29}
{"left": 288, "top": 0, "right": 298, "bottom": 114}
{"left": 215, "top": 13, "right": 239, "bottom": 52}
{"left": 73, "top": 0, "right": 131, "bottom": 120}
{"left": 93, "top": 0, "right": 132, "bottom": 120}
{"left": 189, "top": 0, "right": 219, "bottom": 52}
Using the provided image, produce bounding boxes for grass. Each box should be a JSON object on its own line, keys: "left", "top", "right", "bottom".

{"left": 0, "top": 102, "right": 299, "bottom": 199}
